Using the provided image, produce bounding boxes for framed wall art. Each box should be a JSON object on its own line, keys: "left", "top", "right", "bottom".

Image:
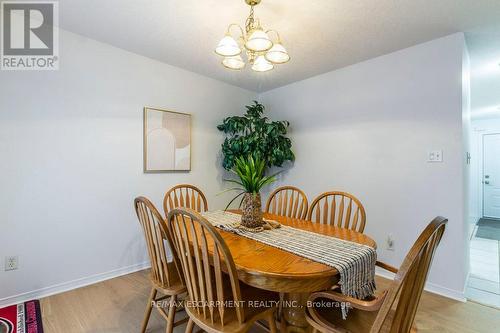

{"left": 143, "top": 107, "right": 191, "bottom": 172}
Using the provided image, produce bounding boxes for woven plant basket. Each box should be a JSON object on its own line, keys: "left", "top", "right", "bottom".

{"left": 241, "top": 193, "right": 264, "bottom": 229}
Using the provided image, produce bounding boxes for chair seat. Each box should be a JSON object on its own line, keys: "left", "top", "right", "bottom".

{"left": 151, "top": 262, "right": 186, "bottom": 295}
{"left": 186, "top": 281, "right": 279, "bottom": 333}
{"left": 306, "top": 299, "right": 417, "bottom": 333}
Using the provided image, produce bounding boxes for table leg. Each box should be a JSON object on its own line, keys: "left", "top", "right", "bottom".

{"left": 282, "top": 292, "right": 312, "bottom": 333}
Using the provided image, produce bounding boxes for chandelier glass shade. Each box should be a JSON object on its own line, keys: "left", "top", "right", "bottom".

{"left": 265, "top": 42, "right": 290, "bottom": 64}
{"left": 222, "top": 55, "right": 246, "bottom": 70}
{"left": 215, "top": 35, "right": 241, "bottom": 57}
{"left": 215, "top": 0, "right": 289, "bottom": 72}
{"left": 245, "top": 28, "right": 273, "bottom": 52}
{"left": 252, "top": 55, "right": 274, "bottom": 72}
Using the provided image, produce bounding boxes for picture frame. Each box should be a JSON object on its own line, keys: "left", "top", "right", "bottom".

{"left": 143, "top": 107, "right": 191, "bottom": 173}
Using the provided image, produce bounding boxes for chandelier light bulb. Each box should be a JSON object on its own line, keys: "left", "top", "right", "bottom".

{"left": 265, "top": 43, "right": 290, "bottom": 64}
{"left": 245, "top": 28, "right": 273, "bottom": 52}
{"left": 252, "top": 55, "right": 274, "bottom": 72}
{"left": 215, "top": 34, "right": 241, "bottom": 57}
{"left": 222, "top": 55, "right": 245, "bottom": 70}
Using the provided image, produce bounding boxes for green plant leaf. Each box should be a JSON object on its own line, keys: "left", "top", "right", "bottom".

{"left": 217, "top": 101, "right": 294, "bottom": 171}
{"left": 222, "top": 155, "right": 277, "bottom": 197}
{"left": 217, "top": 187, "right": 244, "bottom": 195}
{"left": 224, "top": 191, "right": 245, "bottom": 211}
{"left": 223, "top": 179, "right": 244, "bottom": 187}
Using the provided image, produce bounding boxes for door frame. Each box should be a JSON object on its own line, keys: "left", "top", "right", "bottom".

{"left": 476, "top": 130, "right": 500, "bottom": 218}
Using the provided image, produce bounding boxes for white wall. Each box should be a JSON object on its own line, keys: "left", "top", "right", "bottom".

{"left": 0, "top": 29, "right": 256, "bottom": 305}
{"left": 472, "top": 119, "right": 500, "bottom": 129}
{"left": 260, "top": 33, "right": 468, "bottom": 298}
{"left": 462, "top": 43, "right": 472, "bottom": 283}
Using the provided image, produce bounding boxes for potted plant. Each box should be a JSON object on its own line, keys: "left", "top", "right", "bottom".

{"left": 218, "top": 101, "right": 294, "bottom": 228}
{"left": 224, "top": 156, "right": 278, "bottom": 228}
{"left": 217, "top": 101, "right": 294, "bottom": 170}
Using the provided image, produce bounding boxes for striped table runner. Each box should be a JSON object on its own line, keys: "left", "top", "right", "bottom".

{"left": 202, "top": 210, "right": 377, "bottom": 317}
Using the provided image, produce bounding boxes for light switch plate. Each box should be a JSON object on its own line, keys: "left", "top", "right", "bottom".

{"left": 427, "top": 150, "right": 443, "bottom": 162}
{"left": 386, "top": 234, "right": 395, "bottom": 251}
{"left": 5, "top": 256, "right": 18, "bottom": 271}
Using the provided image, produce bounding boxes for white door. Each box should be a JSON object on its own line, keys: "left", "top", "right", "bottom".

{"left": 483, "top": 134, "right": 500, "bottom": 218}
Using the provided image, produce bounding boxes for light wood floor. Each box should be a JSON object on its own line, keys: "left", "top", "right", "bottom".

{"left": 40, "top": 270, "right": 500, "bottom": 333}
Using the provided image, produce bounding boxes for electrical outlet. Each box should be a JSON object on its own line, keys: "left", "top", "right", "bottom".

{"left": 386, "top": 235, "right": 395, "bottom": 251}
{"left": 5, "top": 256, "right": 18, "bottom": 271}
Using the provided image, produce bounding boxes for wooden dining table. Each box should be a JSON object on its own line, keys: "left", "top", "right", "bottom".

{"left": 216, "top": 210, "right": 377, "bottom": 332}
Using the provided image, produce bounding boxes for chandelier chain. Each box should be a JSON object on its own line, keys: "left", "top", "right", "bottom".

{"left": 245, "top": 5, "right": 255, "bottom": 34}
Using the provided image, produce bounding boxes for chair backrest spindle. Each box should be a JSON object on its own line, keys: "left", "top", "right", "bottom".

{"left": 163, "top": 184, "right": 208, "bottom": 216}
{"left": 134, "top": 196, "right": 180, "bottom": 288}
{"left": 167, "top": 208, "right": 246, "bottom": 325}
{"left": 265, "top": 186, "right": 309, "bottom": 220}
{"left": 307, "top": 191, "right": 366, "bottom": 233}
{"left": 370, "top": 217, "right": 447, "bottom": 333}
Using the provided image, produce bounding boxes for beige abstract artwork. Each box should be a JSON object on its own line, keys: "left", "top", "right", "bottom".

{"left": 143, "top": 107, "right": 191, "bottom": 172}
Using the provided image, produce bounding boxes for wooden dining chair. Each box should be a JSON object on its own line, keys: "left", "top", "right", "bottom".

{"left": 305, "top": 216, "right": 448, "bottom": 333}
{"left": 134, "top": 197, "right": 188, "bottom": 333}
{"left": 265, "top": 186, "right": 309, "bottom": 220}
{"left": 307, "top": 191, "right": 367, "bottom": 233}
{"left": 167, "top": 207, "right": 279, "bottom": 333}
{"left": 163, "top": 184, "right": 208, "bottom": 216}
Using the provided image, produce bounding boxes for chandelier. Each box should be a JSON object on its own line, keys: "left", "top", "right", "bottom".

{"left": 215, "top": 0, "right": 290, "bottom": 72}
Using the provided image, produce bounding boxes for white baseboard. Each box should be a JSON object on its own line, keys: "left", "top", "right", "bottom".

{"left": 2, "top": 262, "right": 466, "bottom": 308}
{"left": 0, "top": 261, "right": 151, "bottom": 308}
{"left": 376, "top": 268, "right": 466, "bottom": 302}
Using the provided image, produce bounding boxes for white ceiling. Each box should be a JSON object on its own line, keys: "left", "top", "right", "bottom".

{"left": 58, "top": 0, "right": 500, "bottom": 95}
